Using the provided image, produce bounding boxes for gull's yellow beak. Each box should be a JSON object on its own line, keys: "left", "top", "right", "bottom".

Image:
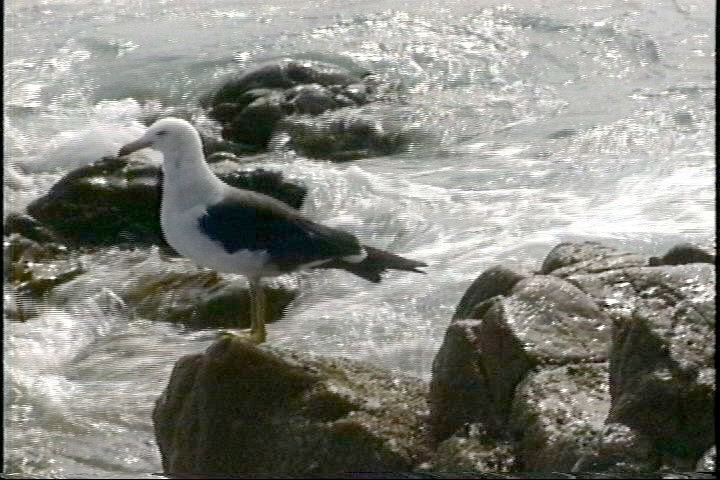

{"left": 118, "top": 138, "right": 153, "bottom": 157}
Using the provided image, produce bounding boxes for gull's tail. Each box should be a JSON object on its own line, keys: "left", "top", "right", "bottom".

{"left": 315, "top": 246, "right": 427, "bottom": 283}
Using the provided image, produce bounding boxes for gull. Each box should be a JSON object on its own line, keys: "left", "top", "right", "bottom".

{"left": 118, "top": 117, "right": 426, "bottom": 343}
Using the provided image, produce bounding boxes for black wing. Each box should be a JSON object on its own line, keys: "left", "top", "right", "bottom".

{"left": 198, "top": 195, "right": 362, "bottom": 272}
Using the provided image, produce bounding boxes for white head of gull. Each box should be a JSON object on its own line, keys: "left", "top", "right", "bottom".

{"left": 118, "top": 117, "right": 426, "bottom": 344}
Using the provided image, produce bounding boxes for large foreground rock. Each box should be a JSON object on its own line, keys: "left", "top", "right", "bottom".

{"left": 153, "top": 335, "right": 432, "bottom": 476}
{"left": 430, "top": 241, "right": 715, "bottom": 473}
{"left": 24, "top": 156, "right": 306, "bottom": 250}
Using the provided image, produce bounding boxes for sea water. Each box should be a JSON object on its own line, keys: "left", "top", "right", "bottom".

{"left": 3, "top": 0, "right": 715, "bottom": 476}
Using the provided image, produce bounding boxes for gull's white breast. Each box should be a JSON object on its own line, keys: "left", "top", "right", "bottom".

{"left": 160, "top": 198, "right": 272, "bottom": 278}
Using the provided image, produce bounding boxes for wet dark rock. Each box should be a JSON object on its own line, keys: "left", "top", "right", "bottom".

{"left": 573, "top": 423, "right": 659, "bottom": 473}
{"left": 220, "top": 92, "right": 286, "bottom": 146}
{"left": 3, "top": 234, "right": 68, "bottom": 282}
{"left": 648, "top": 242, "right": 715, "bottom": 267}
{"left": 541, "top": 241, "right": 648, "bottom": 277}
{"left": 3, "top": 213, "right": 58, "bottom": 244}
{"left": 124, "top": 270, "right": 295, "bottom": 329}
{"left": 153, "top": 335, "right": 431, "bottom": 475}
{"left": 199, "top": 132, "right": 260, "bottom": 158}
{"left": 206, "top": 59, "right": 400, "bottom": 156}
{"left": 452, "top": 265, "right": 530, "bottom": 320}
{"left": 4, "top": 236, "right": 81, "bottom": 322}
{"left": 25, "top": 156, "right": 306, "bottom": 250}
{"left": 284, "top": 84, "right": 346, "bottom": 115}
{"left": 209, "top": 60, "right": 367, "bottom": 107}
{"left": 16, "top": 266, "right": 85, "bottom": 299}
{"left": 275, "top": 112, "right": 411, "bottom": 161}
{"left": 26, "top": 157, "right": 165, "bottom": 249}
{"left": 696, "top": 446, "right": 715, "bottom": 472}
{"left": 510, "top": 363, "right": 610, "bottom": 472}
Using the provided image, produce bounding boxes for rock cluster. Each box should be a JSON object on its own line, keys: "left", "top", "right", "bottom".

{"left": 206, "top": 59, "right": 410, "bottom": 160}
{"left": 431, "top": 241, "right": 715, "bottom": 473}
{"left": 150, "top": 241, "right": 715, "bottom": 475}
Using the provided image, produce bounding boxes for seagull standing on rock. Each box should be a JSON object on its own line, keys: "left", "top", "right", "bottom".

{"left": 118, "top": 117, "right": 427, "bottom": 343}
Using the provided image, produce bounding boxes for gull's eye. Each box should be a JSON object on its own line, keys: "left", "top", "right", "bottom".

{"left": 156, "top": 130, "right": 167, "bottom": 136}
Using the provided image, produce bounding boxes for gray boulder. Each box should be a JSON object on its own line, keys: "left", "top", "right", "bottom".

{"left": 430, "top": 429, "right": 516, "bottom": 473}
{"left": 430, "top": 274, "right": 610, "bottom": 443}
{"left": 452, "top": 265, "right": 529, "bottom": 320}
{"left": 602, "top": 264, "right": 716, "bottom": 462}
{"left": 430, "top": 241, "right": 715, "bottom": 473}
{"left": 541, "top": 241, "right": 648, "bottom": 277}
{"left": 153, "top": 335, "right": 432, "bottom": 475}
{"left": 510, "top": 363, "right": 611, "bottom": 471}
{"left": 573, "top": 423, "right": 659, "bottom": 473}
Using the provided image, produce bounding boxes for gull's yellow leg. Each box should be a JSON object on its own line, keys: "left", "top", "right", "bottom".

{"left": 218, "top": 277, "right": 265, "bottom": 344}
{"left": 249, "top": 278, "right": 266, "bottom": 344}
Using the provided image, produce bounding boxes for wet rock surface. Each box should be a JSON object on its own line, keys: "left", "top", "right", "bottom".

{"left": 153, "top": 335, "right": 432, "bottom": 476}
{"left": 24, "top": 156, "right": 307, "bottom": 250}
{"left": 206, "top": 59, "right": 410, "bottom": 159}
{"left": 648, "top": 242, "right": 716, "bottom": 267}
{"left": 510, "top": 363, "right": 611, "bottom": 472}
{"left": 3, "top": 233, "right": 76, "bottom": 322}
{"left": 274, "top": 111, "right": 412, "bottom": 161}
{"left": 541, "top": 241, "right": 649, "bottom": 277}
{"left": 429, "top": 241, "right": 715, "bottom": 474}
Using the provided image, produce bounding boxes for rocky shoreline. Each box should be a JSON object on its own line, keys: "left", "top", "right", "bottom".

{"left": 149, "top": 241, "right": 715, "bottom": 477}
{"left": 4, "top": 58, "right": 716, "bottom": 477}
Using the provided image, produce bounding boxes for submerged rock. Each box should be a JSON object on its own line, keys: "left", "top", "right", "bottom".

{"left": 124, "top": 270, "right": 295, "bottom": 329}
{"left": 25, "top": 156, "right": 306, "bottom": 250}
{"left": 274, "top": 111, "right": 412, "bottom": 161}
{"left": 153, "top": 335, "right": 431, "bottom": 476}
{"left": 3, "top": 232, "right": 76, "bottom": 322}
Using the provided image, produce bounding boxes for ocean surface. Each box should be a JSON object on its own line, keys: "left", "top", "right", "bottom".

{"left": 3, "top": 0, "right": 715, "bottom": 477}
